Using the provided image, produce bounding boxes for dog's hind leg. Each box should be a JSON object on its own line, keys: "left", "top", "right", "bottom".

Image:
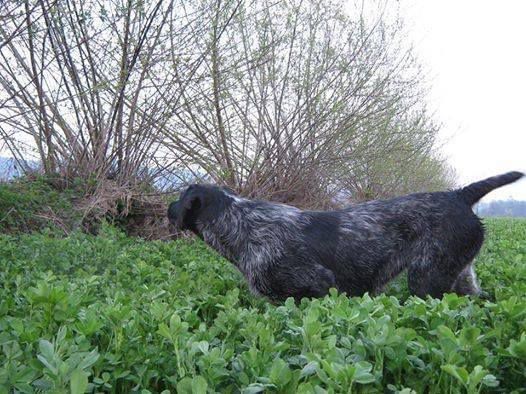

{"left": 406, "top": 244, "right": 468, "bottom": 299}
{"left": 408, "top": 223, "right": 485, "bottom": 299}
{"left": 408, "top": 256, "right": 484, "bottom": 299}
{"left": 407, "top": 261, "right": 457, "bottom": 299}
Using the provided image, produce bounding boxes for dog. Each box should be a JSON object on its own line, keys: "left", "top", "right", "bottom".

{"left": 168, "top": 171, "right": 524, "bottom": 302}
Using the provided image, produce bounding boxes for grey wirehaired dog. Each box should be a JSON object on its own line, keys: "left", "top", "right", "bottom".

{"left": 168, "top": 171, "right": 524, "bottom": 302}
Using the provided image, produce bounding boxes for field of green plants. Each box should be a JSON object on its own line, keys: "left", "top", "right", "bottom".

{"left": 1, "top": 219, "right": 525, "bottom": 393}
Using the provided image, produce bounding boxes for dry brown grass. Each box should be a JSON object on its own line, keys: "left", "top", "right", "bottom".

{"left": 72, "top": 179, "right": 176, "bottom": 240}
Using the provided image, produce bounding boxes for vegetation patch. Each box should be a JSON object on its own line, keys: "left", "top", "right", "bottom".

{"left": 0, "top": 219, "right": 525, "bottom": 393}
{"left": 0, "top": 176, "right": 81, "bottom": 235}
{"left": 0, "top": 177, "right": 170, "bottom": 239}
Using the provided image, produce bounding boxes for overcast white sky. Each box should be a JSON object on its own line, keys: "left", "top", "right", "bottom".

{"left": 397, "top": 0, "right": 525, "bottom": 201}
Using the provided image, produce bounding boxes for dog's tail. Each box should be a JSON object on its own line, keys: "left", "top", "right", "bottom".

{"left": 458, "top": 171, "right": 524, "bottom": 205}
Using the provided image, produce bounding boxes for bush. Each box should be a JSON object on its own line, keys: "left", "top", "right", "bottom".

{"left": 0, "top": 177, "right": 170, "bottom": 239}
{"left": 0, "top": 176, "right": 80, "bottom": 234}
{"left": 1, "top": 219, "right": 525, "bottom": 392}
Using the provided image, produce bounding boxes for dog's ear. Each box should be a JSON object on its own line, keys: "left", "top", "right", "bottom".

{"left": 176, "top": 189, "right": 205, "bottom": 230}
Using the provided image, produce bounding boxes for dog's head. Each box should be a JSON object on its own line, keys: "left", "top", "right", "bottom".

{"left": 168, "top": 184, "right": 237, "bottom": 233}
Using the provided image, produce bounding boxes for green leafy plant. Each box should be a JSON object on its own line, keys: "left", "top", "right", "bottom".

{"left": 0, "top": 219, "right": 525, "bottom": 392}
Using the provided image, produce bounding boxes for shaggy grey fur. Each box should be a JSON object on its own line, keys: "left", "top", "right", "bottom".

{"left": 168, "top": 172, "right": 523, "bottom": 302}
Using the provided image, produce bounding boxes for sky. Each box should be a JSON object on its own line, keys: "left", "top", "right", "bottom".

{"left": 397, "top": 0, "right": 526, "bottom": 201}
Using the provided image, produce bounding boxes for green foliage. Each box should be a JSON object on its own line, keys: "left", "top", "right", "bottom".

{"left": 0, "top": 177, "right": 81, "bottom": 234}
{"left": 0, "top": 219, "right": 525, "bottom": 392}
{"left": 0, "top": 177, "right": 167, "bottom": 238}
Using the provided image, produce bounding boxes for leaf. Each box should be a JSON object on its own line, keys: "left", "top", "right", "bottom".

{"left": 38, "top": 340, "right": 55, "bottom": 362}
{"left": 242, "top": 384, "right": 267, "bottom": 394}
{"left": 77, "top": 349, "right": 99, "bottom": 370}
{"left": 436, "top": 326, "right": 457, "bottom": 342}
{"left": 507, "top": 333, "right": 526, "bottom": 359}
{"left": 196, "top": 341, "right": 209, "bottom": 354}
{"left": 169, "top": 313, "right": 182, "bottom": 329}
{"left": 468, "top": 365, "right": 487, "bottom": 387}
{"left": 176, "top": 377, "right": 193, "bottom": 394}
{"left": 300, "top": 361, "right": 318, "bottom": 378}
{"left": 157, "top": 323, "right": 172, "bottom": 341}
{"left": 481, "top": 374, "right": 499, "bottom": 388}
{"left": 460, "top": 327, "right": 480, "bottom": 344}
{"left": 353, "top": 367, "right": 376, "bottom": 384}
{"left": 57, "top": 326, "right": 67, "bottom": 343}
{"left": 313, "top": 385, "right": 328, "bottom": 394}
{"left": 32, "top": 378, "right": 54, "bottom": 390}
{"left": 191, "top": 376, "right": 208, "bottom": 394}
{"left": 70, "top": 369, "right": 88, "bottom": 394}
{"left": 441, "top": 364, "right": 468, "bottom": 386}
{"left": 37, "top": 354, "right": 57, "bottom": 376}
{"left": 269, "top": 358, "right": 292, "bottom": 386}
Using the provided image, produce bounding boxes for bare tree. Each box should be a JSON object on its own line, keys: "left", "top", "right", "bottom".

{"left": 161, "top": 0, "right": 453, "bottom": 207}
{"left": 0, "top": 0, "right": 214, "bottom": 188}
{"left": 1, "top": 0, "right": 455, "bottom": 211}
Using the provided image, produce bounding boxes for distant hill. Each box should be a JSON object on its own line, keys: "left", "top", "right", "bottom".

{"left": 476, "top": 200, "right": 526, "bottom": 218}
{"left": 0, "top": 157, "right": 27, "bottom": 181}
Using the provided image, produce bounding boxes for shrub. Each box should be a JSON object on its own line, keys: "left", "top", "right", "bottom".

{"left": 0, "top": 176, "right": 80, "bottom": 234}
{"left": 0, "top": 177, "right": 170, "bottom": 239}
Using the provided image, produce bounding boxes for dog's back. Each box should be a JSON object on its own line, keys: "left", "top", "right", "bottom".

{"left": 328, "top": 171, "right": 524, "bottom": 297}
